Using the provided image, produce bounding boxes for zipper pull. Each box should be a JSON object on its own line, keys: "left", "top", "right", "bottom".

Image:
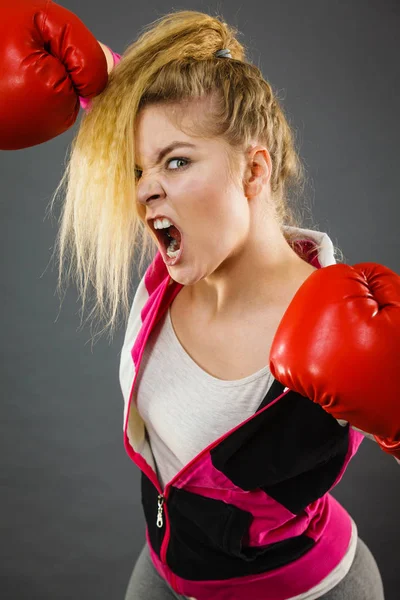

{"left": 157, "top": 494, "right": 164, "bottom": 528}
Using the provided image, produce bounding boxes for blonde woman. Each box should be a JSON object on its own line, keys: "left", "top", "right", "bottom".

{"left": 3, "top": 2, "right": 400, "bottom": 599}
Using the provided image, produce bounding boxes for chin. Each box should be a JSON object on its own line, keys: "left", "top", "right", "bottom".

{"left": 168, "top": 263, "right": 208, "bottom": 287}
{"left": 169, "top": 272, "right": 201, "bottom": 287}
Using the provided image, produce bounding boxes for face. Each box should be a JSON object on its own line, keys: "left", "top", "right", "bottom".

{"left": 135, "top": 99, "right": 255, "bottom": 288}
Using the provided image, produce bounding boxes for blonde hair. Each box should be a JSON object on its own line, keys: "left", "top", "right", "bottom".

{"left": 48, "top": 9, "right": 342, "bottom": 344}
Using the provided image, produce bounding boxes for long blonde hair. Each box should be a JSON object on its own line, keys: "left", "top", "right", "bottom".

{"left": 48, "top": 9, "right": 342, "bottom": 344}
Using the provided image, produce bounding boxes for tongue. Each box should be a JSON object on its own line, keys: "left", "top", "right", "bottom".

{"left": 168, "top": 225, "right": 182, "bottom": 245}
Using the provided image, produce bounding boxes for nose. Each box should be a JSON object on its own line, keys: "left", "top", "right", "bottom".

{"left": 136, "top": 177, "right": 166, "bottom": 207}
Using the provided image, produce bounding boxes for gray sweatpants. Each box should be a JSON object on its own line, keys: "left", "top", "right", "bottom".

{"left": 124, "top": 536, "right": 384, "bottom": 599}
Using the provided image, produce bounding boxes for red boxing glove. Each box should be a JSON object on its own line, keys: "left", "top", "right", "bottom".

{"left": 0, "top": 0, "right": 109, "bottom": 150}
{"left": 269, "top": 263, "right": 400, "bottom": 458}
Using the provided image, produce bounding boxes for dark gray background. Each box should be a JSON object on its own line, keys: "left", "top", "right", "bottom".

{"left": 1, "top": 0, "right": 399, "bottom": 598}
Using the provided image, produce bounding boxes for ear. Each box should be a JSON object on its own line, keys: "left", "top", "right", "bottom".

{"left": 243, "top": 146, "right": 272, "bottom": 199}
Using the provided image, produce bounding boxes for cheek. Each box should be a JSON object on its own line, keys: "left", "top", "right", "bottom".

{"left": 180, "top": 170, "right": 245, "bottom": 239}
{"left": 198, "top": 199, "right": 246, "bottom": 252}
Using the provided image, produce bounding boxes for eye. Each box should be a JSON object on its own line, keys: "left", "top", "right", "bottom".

{"left": 134, "top": 157, "right": 190, "bottom": 181}
{"left": 166, "top": 157, "right": 190, "bottom": 171}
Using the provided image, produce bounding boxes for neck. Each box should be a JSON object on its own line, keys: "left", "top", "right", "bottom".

{"left": 187, "top": 220, "right": 312, "bottom": 321}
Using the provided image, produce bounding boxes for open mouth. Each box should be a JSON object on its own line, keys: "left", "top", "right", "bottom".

{"left": 156, "top": 225, "right": 182, "bottom": 253}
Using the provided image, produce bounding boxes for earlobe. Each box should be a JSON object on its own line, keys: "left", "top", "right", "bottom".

{"left": 243, "top": 177, "right": 262, "bottom": 200}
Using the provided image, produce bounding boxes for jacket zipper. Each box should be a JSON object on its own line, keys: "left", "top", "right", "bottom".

{"left": 157, "top": 494, "right": 164, "bottom": 528}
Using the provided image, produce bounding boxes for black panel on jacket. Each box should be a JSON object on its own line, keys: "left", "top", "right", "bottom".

{"left": 210, "top": 382, "right": 350, "bottom": 514}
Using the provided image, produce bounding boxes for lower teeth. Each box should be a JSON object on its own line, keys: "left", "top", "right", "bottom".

{"left": 166, "top": 238, "right": 180, "bottom": 258}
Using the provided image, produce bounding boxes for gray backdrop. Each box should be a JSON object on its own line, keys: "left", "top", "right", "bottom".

{"left": 1, "top": 0, "right": 399, "bottom": 598}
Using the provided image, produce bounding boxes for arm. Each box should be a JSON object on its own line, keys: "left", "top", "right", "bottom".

{"left": 97, "top": 41, "right": 114, "bottom": 75}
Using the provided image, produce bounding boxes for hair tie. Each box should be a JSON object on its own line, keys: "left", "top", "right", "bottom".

{"left": 215, "top": 48, "right": 232, "bottom": 58}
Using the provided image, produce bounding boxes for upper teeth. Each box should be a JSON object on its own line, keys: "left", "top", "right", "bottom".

{"left": 154, "top": 218, "right": 173, "bottom": 229}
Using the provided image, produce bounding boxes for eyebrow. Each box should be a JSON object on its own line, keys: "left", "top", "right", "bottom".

{"left": 134, "top": 141, "right": 197, "bottom": 169}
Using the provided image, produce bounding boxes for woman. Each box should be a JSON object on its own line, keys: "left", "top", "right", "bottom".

{"left": 67, "top": 10, "right": 395, "bottom": 599}
{"left": 3, "top": 3, "right": 398, "bottom": 599}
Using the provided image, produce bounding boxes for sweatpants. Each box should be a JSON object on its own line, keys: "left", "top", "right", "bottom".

{"left": 124, "top": 536, "right": 384, "bottom": 600}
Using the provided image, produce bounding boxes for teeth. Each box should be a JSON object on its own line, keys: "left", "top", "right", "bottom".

{"left": 166, "top": 239, "right": 180, "bottom": 258}
{"left": 154, "top": 218, "right": 173, "bottom": 229}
